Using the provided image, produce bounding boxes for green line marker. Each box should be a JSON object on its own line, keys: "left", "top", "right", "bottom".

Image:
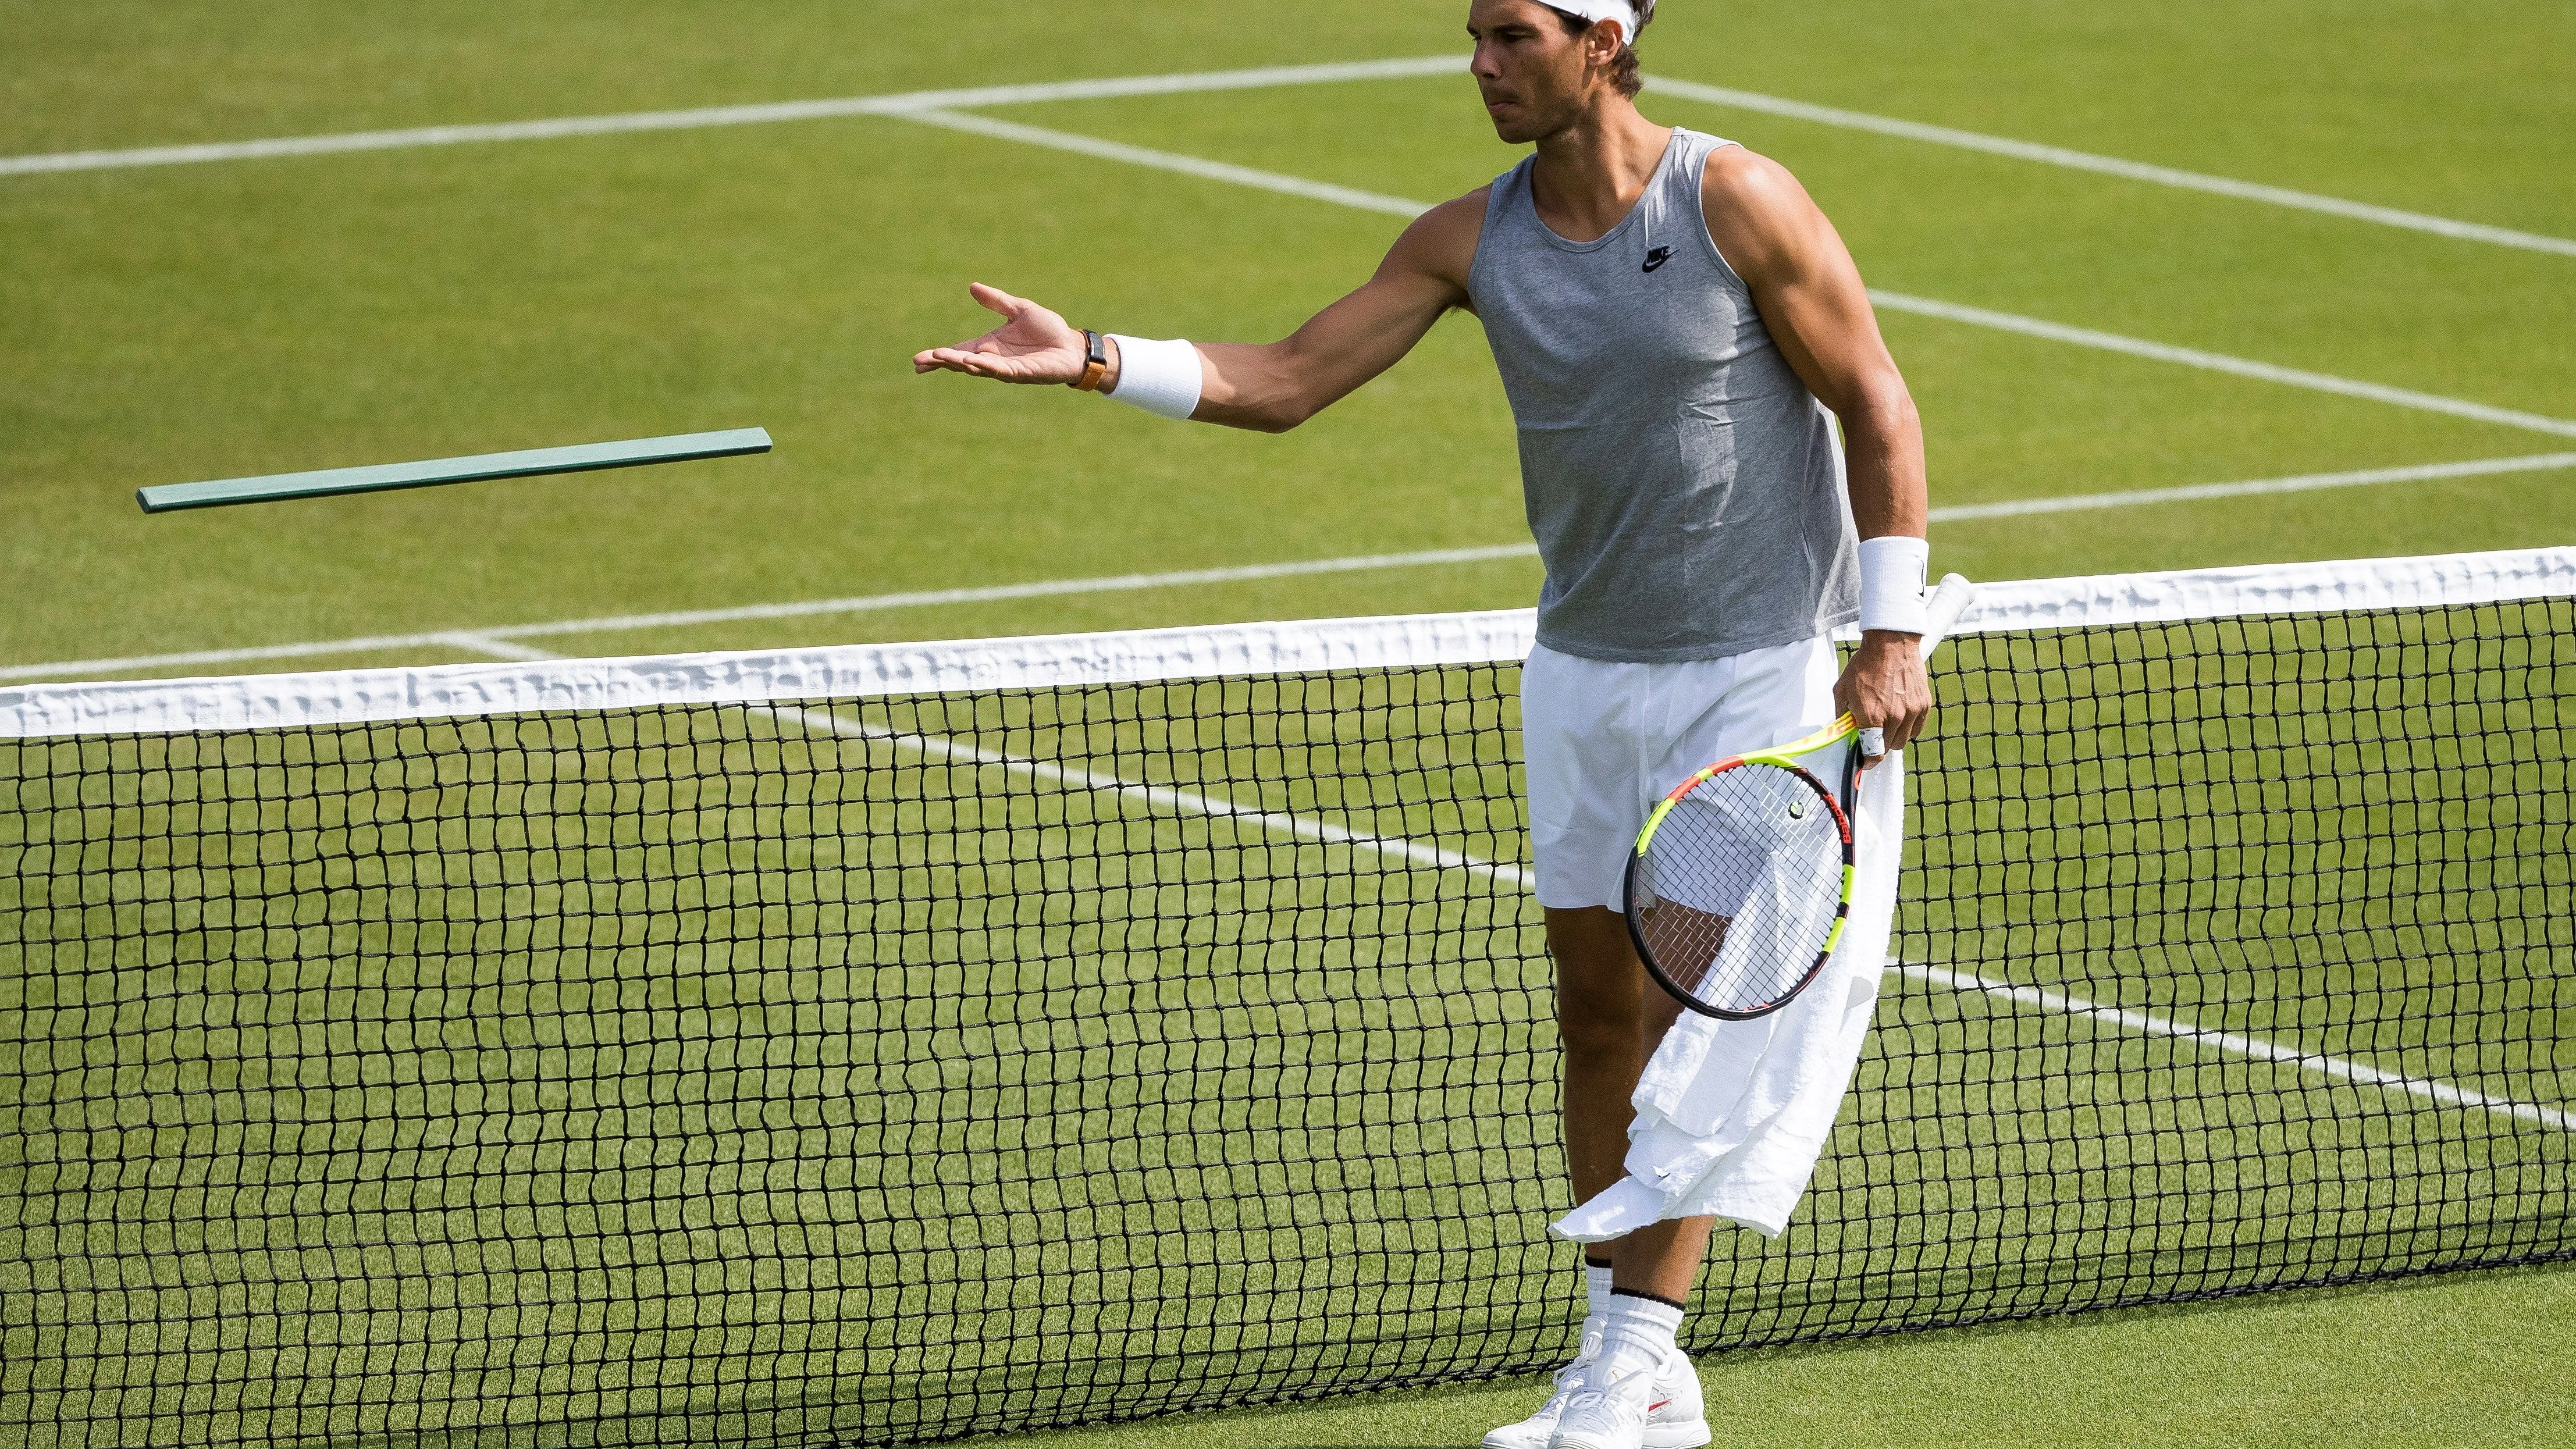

{"left": 136, "top": 428, "right": 774, "bottom": 514}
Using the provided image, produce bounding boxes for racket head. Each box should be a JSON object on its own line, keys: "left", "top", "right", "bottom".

{"left": 1623, "top": 755, "right": 1856, "bottom": 1020}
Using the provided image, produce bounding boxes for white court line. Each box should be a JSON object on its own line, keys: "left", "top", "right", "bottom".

{"left": 492, "top": 624, "right": 1525, "bottom": 881}
{"left": 0, "top": 544, "right": 1538, "bottom": 685}
{"left": 468, "top": 629, "right": 2575, "bottom": 1134}
{"left": 13, "top": 450, "right": 2575, "bottom": 685}
{"left": 1867, "top": 294, "right": 2576, "bottom": 441}
{"left": 1929, "top": 451, "right": 2576, "bottom": 521}
{"left": 901, "top": 109, "right": 1428, "bottom": 217}
{"left": 890, "top": 111, "right": 2576, "bottom": 442}
{"left": 0, "top": 58, "right": 1464, "bottom": 177}
{"left": 1904, "top": 963, "right": 2571, "bottom": 1132}
{"left": 430, "top": 630, "right": 560, "bottom": 663}
{"left": 817, "top": 710, "right": 1521, "bottom": 884}
{"left": 7, "top": 53, "right": 2566, "bottom": 264}
{"left": 1643, "top": 76, "right": 2576, "bottom": 261}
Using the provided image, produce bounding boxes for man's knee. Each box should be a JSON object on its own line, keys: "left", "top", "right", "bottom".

{"left": 1549, "top": 907, "right": 1645, "bottom": 1060}
{"left": 1559, "top": 992, "right": 1641, "bottom": 1063}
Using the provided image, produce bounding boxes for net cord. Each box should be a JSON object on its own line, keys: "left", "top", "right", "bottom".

{"left": 6, "top": 546, "right": 2571, "bottom": 739}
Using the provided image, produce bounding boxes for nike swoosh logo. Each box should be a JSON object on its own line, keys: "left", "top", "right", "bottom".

{"left": 1649, "top": 1399, "right": 1674, "bottom": 1412}
{"left": 1642, "top": 247, "right": 1674, "bottom": 273}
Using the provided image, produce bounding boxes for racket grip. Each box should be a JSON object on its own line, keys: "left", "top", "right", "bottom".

{"left": 1917, "top": 574, "right": 1978, "bottom": 659}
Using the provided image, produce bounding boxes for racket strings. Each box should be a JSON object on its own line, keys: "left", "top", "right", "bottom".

{"left": 1629, "top": 761, "right": 1849, "bottom": 1012}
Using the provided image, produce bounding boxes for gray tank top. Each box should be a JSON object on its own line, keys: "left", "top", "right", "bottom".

{"left": 1469, "top": 127, "right": 1859, "bottom": 663}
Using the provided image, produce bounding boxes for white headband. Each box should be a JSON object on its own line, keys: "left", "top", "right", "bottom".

{"left": 1550, "top": 1, "right": 1641, "bottom": 47}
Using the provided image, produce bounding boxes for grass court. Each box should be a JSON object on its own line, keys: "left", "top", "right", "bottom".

{"left": 2, "top": 3, "right": 2572, "bottom": 1446}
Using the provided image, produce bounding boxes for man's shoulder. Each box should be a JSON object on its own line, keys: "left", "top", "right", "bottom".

{"left": 1696, "top": 143, "right": 1810, "bottom": 214}
{"left": 1423, "top": 184, "right": 1497, "bottom": 230}
{"left": 1389, "top": 186, "right": 1497, "bottom": 287}
{"left": 1695, "top": 143, "right": 1827, "bottom": 282}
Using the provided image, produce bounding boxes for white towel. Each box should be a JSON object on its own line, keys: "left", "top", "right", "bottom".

{"left": 1552, "top": 750, "right": 1905, "bottom": 1241}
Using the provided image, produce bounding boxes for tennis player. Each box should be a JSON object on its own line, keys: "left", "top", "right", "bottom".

{"left": 914, "top": 4, "right": 1933, "bottom": 1446}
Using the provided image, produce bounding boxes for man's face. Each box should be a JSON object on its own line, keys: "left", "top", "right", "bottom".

{"left": 1467, "top": 0, "right": 1602, "bottom": 144}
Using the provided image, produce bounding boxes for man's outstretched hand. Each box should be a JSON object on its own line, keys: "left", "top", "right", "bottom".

{"left": 912, "top": 284, "right": 1092, "bottom": 385}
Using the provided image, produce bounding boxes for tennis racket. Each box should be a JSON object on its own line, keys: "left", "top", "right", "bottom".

{"left": 1624, "top": 574, "right": 1978, "bottom": 1020}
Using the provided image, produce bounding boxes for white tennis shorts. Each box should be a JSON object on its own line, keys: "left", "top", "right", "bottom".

{"left": 1522, "top": 634, "right": 1840, "bottom": 913}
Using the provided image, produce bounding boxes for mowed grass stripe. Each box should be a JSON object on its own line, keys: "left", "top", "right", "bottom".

{"left": 0, "top": 546, "right": 1541, "bottom": 683}
{"left": 9, "top": 57, "right": 2563, "bottom": 673}
{"left": 11, "top": 47, "right": 2568, "bottom": 265}
{"left": 0, "top": 58, "right": 1466, "bottom": 177}
{"left": 1905, "top": 965, "right": 2573, "bottom": 1131}
{"left": 1929, "top": 453, "right": 2576, "bottom": 521}
{"left": 1641, "top": 76, "right": 2576, "bottom": 260}
{"left": 1867, "top": 294, "right": 2576, "bottom": 440}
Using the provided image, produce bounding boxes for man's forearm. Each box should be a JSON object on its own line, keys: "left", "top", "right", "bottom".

{"left": 1094, "top": 336, "right": 1314, "bottom": 433}
{"left": 1839, "top": 384, "right": 1928, "bottom": 542}
{"left": 1189, "top": 341, "right": 1322, "bottom": 435}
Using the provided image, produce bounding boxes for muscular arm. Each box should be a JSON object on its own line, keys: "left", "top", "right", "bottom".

{"left": 912, "top": 191, "right": 1486, "bottom": 433}
{"left": 1700, "top": 148, "right": 1934, "bottom": 757}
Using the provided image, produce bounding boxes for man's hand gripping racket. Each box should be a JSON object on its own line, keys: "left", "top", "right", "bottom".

{"left": 1624, "top": 574, "right": 1979, "bottom": 1021}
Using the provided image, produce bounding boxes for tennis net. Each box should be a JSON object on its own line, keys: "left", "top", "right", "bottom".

{"left": 2, "top": 548, "right": 2569, "bottom": 1447}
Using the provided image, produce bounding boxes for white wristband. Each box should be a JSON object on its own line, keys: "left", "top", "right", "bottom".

{"left": 1858, "top": 535, "right": 1933, "bottom": 635}
{"left": 1103, "top": 334, "right": 1203, "bottom": 421}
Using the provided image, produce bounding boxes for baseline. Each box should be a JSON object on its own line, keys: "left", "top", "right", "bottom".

{"left": 0, "top": 58, "right": 1463, "bottom": 177}
{"left": 8, "top": 51, "right": 2566, "bottom": 264}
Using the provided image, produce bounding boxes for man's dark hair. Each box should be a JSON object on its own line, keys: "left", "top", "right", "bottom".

{"left": 1549, "top": 2, "right": 1655, "bottom": 98}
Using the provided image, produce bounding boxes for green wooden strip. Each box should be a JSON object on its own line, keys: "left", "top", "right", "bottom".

{"left": 137, "top": 428, "right": 773, "bottom": 514}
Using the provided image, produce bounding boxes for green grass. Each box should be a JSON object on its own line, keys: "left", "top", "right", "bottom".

{"left": 2, "top": 1, "right": 2572, "bottom": 676}
{"left": 1006, "top": 1266, "right": 2576, "bottom": 1449}
{"left": 4, "top": 633, "right": 2566, "bottom": 1443}
{"left": 1, "top": 2, "right": 2573, "bottom": 1446}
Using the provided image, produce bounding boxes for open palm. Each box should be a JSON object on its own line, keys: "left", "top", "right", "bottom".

{"left": 912, "top": 283, "right": 1088, "bottom": 385}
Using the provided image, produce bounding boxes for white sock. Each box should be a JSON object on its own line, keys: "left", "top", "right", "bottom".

{"left": 1584, "top": 1262, "right": 1615, "bottom": 1322}
{"left": 1603, "top": 1290, "right": 1685, "bottom": 1365}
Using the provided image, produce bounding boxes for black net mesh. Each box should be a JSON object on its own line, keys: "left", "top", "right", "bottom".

{"left": 1, "top": 600, "right": 2568, "bottom": 1447}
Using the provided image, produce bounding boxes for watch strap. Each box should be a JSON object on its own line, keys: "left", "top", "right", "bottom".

{"left": 1072, "top": 329, "right": 1109, "bottom": 392}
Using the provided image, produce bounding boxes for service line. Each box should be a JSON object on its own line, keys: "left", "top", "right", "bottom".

{"left": 887, "top": 111, "right": 2576, "bottom": 442}
{"left": 0, "top": 545, "right": 1540, "bottom": 683}
{"left": 10, "top": 451, "right": 2574, "bottom": 685}
{"left": 1904, "top": 963, "right": 2571, "bottom": 1132}
{"left": 1642, "top": 76, "right": 2576, "bottom": 261}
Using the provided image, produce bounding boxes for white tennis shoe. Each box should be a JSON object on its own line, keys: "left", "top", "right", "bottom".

{"left": 1545, "top": 1344, "right": 1709, "bottom": 1449}
{"left": 1481, "top": 1317, "right": 1605, "bottom": 1449}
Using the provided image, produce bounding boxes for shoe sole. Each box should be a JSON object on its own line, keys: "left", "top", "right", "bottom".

{"left": 1547, "top": 1423, "right": 1711, "bottom": 1449}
